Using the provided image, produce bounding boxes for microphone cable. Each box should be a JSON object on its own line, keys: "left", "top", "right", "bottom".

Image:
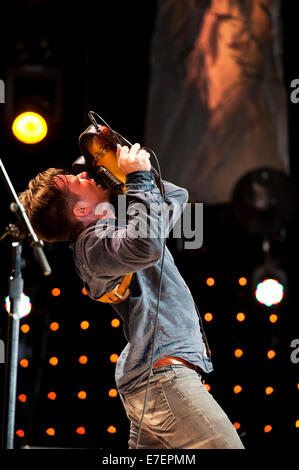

{"left": 87, "top": 111, "right": 166, "bottom": 449}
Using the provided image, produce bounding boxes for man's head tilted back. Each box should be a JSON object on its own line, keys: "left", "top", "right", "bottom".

{"left": 19, "top": 168, "right": 111, "bottom": 242}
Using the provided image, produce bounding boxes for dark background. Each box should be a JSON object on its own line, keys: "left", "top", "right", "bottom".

{"left": 0, "top": 0, "right": 298, "bottom": 451}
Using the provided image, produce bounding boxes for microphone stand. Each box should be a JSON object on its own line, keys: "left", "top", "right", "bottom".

{"left": 0, "top": 158, "right": 52, "bottom": 449}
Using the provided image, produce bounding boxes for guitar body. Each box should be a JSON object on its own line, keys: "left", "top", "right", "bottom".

{"left": 72, "top": 124, "right": 127, "bottom": 194}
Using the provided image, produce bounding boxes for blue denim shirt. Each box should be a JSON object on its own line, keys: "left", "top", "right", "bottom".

{"left": 71, "top": 170, "right": 213, "bottom": 394}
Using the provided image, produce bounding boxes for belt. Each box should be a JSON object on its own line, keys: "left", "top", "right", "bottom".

{"left": 153, "top": 356, "right": 200, "bottom": 373}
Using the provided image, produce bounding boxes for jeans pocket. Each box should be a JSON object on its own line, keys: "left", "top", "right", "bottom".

{"left": 126, "top": 382, "right": 176, "bottom": 432}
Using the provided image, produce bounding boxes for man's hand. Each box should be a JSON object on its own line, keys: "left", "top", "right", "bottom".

{"left": 116, "top": 143, "right": 151, "bottom": 175}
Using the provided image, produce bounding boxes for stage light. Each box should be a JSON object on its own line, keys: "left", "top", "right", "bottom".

{"left": 108, "top": 388, "right": 118, "bottom": 397}
{"left": 51, "top": 288, "right": 60, "bottom": 297}
{"left": 110, "top": 354, "right": 119, "bottom": 363}
{"left": 255, "top": 278, "right": 284, "bottom": 307}
{"left": 107, "top": 425, "right": 117, "bottom": 434}
{"left": 49, "top": 356, "right": 58, "bottom": 366}
{"left": 46, "top": 428, "right": 55, "bottom": 436}
{"left": 16, "top": 429, "right": 24, "bottom": 437}
{"left": 264, "top": 425, "right": 272, "bottom": 433}
{"left": 76, "top": 426, "right": 86, "bottom": 435}
{"left": 78, "top": 355, "right": 88, "bottom": 365}
{"left": 233, "top": 385, "right": 242, "bottom": 394}
{"left": 233, "top": 423, "right": 241, "bottom": 430}
{"left": 47, "top": 392, "right": 56, "bottom": 400}
{"left": 265, "top": 386, "right": 274, "bottom": 395}
{"left": 111, "top": 318, "right": 120, "bottom": 328}
{"left": 204, "top": 313, "right": 213, "bottom": 322}
{"left": 82, "top": 287, "right": 87, "bottom": 295}
{"left": 204, "top": 384, "right": 211, "bottom": 392}
{"left": 50, "top": 322, "right": 59, "bottom": 331}
{"left": 18, "top": 394, "right": 27, "bottom": 403}
{"left": 80, "top": 321, "right": 89, "bottom": 330}
{"left": 206, "top": 277, "right": 215, "bottom": 286}
{"left": 12, "top": 111, "right": 47, "bottom": 144}
{"left": 77, "top": 391, "right": 87, "bottom": 400}
{"left": 238, "top": 277, "right": 247, "bottom": 286}
{"left": 19, "top": 359, "right": 29, "bottom": 368}
{"left": 267, "top": 350, "right": 276, "bottom": 359}
{"left": 5, "top": 293, "right": 31, "bottom": 318}
{"left": 236, "top": 312, "right": 246, "bottom": 322}
{"left": 21, "top": 324, "right": 30, "bottom": 333}
{"left": 269, "top": 314, "right": 278, "bottom": 323}
{"left": 295, "top": 420, "right": 299, "bottom": 428}
{"left": 234, "top": 349, "right": 243, "bottom": 358}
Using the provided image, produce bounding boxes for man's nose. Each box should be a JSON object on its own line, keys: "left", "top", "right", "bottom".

{"left": 76, "top": 171, "right": 90, "bottom": 180}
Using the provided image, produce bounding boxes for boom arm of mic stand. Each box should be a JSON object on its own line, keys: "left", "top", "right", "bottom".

{"left": 0, "top": 159, "right": 51, "bottom": 276}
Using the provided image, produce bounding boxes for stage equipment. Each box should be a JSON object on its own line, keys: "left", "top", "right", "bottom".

{"left": 232, "top": 168, "right": 298, "bottom": 306}
{"left": 12, "top": 111, "right": 48, "bottom": 144}
{"left": 0, "top": 158, "right": 51, "bottom": 449}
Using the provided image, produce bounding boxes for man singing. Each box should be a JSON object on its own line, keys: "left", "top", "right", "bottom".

{"left": 19, "top": 142, "right": 244, "bottom": 449}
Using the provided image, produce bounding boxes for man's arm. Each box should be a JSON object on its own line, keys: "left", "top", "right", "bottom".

{"left": 83, "top": 144, "right": 188, "bottom": 277}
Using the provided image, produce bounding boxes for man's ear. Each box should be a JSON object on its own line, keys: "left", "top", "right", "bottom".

{"left": 73, "top": 204, "right": 91, "bottom": 218}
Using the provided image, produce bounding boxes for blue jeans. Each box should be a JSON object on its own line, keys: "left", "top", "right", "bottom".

{"left": 119, "top": 365, "right": 245, "bottom": 449}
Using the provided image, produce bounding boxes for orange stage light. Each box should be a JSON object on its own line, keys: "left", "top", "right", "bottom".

{"left": 110, "top": 354, "right": 119, "bottom": 363}
{"left": 80, "top": 321, "right": 89, "bottom": 330}
{"left": 79, "top": 355, "right": 88, "bottom": 365}
{"left": 19, "top": 359, "right": 29, "bottom": 368}
{"left": 204, "top": 383, "right": 211, "bottom": 392}
{"left": 269, "top": 314, "right": 278, "bottom": 323}
{"left": 236, "top": 312, "right": 246, "bottom": 322}
{"left": 238, "top": 277, "right": 247, "bottom": 286}
{"left": 18, "top": 394, "right": 27, "bottom": 403}
{"left": 50, "top": 322, "right": 59, "bottom": 331}
{"left": 111, "top": 318, "right": 120, "bottom": 328}
{"left": 51, "top": 288, "right": 61, "bottom": 297}
{"left": 82, "top": 287, "right": 87, "bottom": 295}
{"left": 107, "top": 425, "right": 117, "bottom": 434}
{"left": 234, "top": 349, "right": 243, "bottom": 358}
{"left": 265, "top": 387, "right": 274, "bottom": 395}
{"left": 47, "top": 392, "right": 56, "bottom": 400}
{"left": 46, "top": 428, "right": 55, "bottom": 436}
{"left": 108, "top": 388, "right": 118, "bottom": 397}
{"left": 49, "top": 357, "right": 58, "bottom": 366}
{"left": 233, "top": 423, "right": 241, "bottom": 430}
{"left": 267, "top": 350, "right": 276, "bottom": 359}
{"left": 264, "top": 425, "right": 272, "bottom": 433}
{"left": 16, "top": 429, "right": 24, "bottom": 437}
{"left": 204, "top": 313, "right": 213, "bottom": 322}
{"left": 77, "top": 391, "right": 87, "bottom": 400}
{"left": 76, "top": 426, "right": 86, "bottom": 435}
{"left": 20, "top": 324, "right": 30, "bottom": 333}
{"left": 206, "top": 277, "right": 215, "bottom": 286}
{"left": 234, "top": 385, "right": 242, "bottom": 394}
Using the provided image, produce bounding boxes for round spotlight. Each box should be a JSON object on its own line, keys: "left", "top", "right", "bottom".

{"left": 5, "top": 293, "right": 31, "bottom": 318}
{"left": 12, "top": 111, "right": 48, "bottom": 144}
{"left": 255, "top": 278, "right": 284, "bottom": 307}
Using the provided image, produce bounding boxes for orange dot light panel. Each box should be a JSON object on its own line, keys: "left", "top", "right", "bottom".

{"left": 206, "top": 277, "right": 215, "bottom": 286}
{"left": 80, "top": 321, "right": 89, "bottom": 330}
{"left": 107, "top": 425, "right": 117, "bottom": 434}
{"left": 111, "top": 318, "right": 120, "bottom": 328}
{"left": 19, "top": 359, "right": 29, "bottom": 368}
{"left": 110, "top": 354, "right": 119, "bottom": 363}
{"left": 51, "top": 288, "right": 61, "bottom": 297}
{"left": 238, "top": 277, "right": 247, "bottom": 286}
{"left": 236, "top": 312, "right": 246, "bottom": 322}
{"left": 79, "top": 355, "right": 88, "bottom": 365}
{"left": 204, "top": 313, "right": 213, "bottom": 322}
